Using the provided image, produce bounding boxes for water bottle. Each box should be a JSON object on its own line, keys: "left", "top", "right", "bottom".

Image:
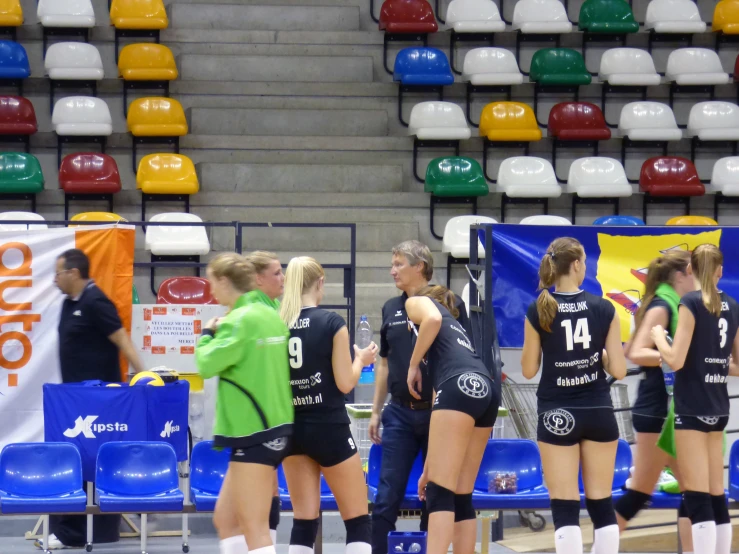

{"left": 661, "top": 335, "right": 675, "bottom": 396}
{"left": 356, "top": 315, "right": 375, "bottom": 384}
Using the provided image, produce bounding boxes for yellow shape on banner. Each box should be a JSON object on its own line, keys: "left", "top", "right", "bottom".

{"left": 596, "top": 230, "right": 722, "bottom": 341}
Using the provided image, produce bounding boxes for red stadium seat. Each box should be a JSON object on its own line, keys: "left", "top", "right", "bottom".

{"left": 59, "top": 153, "right": 122, "bottom": 219}
{"left": 639, "top": 156, "right": 705, "bottom": 222}
{"left": 380, "top": 0, "right": 438, "bottom": 33}
{"left": 0, "top": 96, "right": 36, "bottom": 151}
{"left": 548, "top": 102, "right": 611, "bottom": 141}
{"left": 157, "top": 277, "right": 217, "bottom": 305}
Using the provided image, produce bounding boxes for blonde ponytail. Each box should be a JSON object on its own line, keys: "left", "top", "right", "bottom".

{"left": 279, "top": 257, "right": 325, "bottom": 328}
{"left": 537, "top": 238, "right": 584, "bottom": 332}
{"left": 692, "top": 244, "right": 723, "bottom": 317}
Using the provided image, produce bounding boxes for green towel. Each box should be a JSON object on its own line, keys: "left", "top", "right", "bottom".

{"left": 654, "top": 283, "right": 679, "bottom": 337}
{"left": 657, "top": 400, "right": 677, "bottom": 457}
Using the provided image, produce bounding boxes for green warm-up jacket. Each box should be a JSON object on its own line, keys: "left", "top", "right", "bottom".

{"left": 195, "top": 290, "right": 294, "bottom": 448}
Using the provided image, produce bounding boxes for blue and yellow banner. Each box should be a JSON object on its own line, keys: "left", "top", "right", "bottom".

{"left": 486, "top": 225, "right": 734, "bottom": 348}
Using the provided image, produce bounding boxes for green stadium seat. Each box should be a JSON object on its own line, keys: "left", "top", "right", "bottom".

{"left": 0, "top": 152, "right": 44, "bottom": 211}
{"left": 579, "top": 0, "right": 638, "bottom": 75}
{"left": 529, "top": 48, "right": 591, "bottom": 125}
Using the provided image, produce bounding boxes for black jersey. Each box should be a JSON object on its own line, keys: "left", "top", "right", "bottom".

{"left": 288, "top": 307, "right": 349, "bottom": 424}
{"left": 526, "top": 290, "right": 615, "bottom": 411}
{"left": 411, "top": 299, "right": 490, "bottom": 391}
{"left": 674, "top": 291, "right": 739, "bottom": 417}
{"left": 632, "top": 298, "right": 671, "bottom": 417}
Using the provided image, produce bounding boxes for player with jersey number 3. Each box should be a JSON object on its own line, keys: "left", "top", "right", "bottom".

{"left": 279, "top": 257, "right": 377, "bottom": 554}
{"left": 651, "top": 244, "right": 739, "bottom": 554}
{"left": 521, "top": 237, "right": 627, "bottom": 554}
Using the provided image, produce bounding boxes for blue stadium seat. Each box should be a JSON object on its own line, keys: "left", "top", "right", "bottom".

{"left": 649, "top": 490, "right": 682, "bottom": 509}
{"left": 578, "top": 439, "right": 632, "bottom": 504}
{"left": 729, "top": 440, "right": 739, "bottom": 501}
{"left": 277, "top": 465, "right": 338, "bottom": 510}
{"left": 0, "top": 40, "right": 28, "bottom": 95}
{"left": 190, "top": 441, "right": 229, "bottom": 512}
{"left": 367, "top": 444, "right": 425, "bottom": 510}
{"left": 394, "top": 47, "right": 455, "bottom": 126}
{"left": 593, "top": 215, "right": 645, "bottom": 225}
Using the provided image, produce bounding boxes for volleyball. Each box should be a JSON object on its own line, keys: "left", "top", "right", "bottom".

{"left": 129, "top": 371, "right": 165, "bottom": 387}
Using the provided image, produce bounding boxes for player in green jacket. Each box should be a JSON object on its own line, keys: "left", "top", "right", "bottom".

{"left": 196, "top": 252, "right": 293, "bottom": 554}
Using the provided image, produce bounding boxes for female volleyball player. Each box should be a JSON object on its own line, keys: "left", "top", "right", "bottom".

{"left": 405, "top": 285, "right": 498, "bottom": 554}
{"left": 279, "top": 256, "right": 377, "bottom": 554}
{"left": 616, "top": 251, "right": 693, "bottom": 550}
{"left": 652, "top": 244, "right": 739, "bottom": 554}
{"left": 521, "top": 237, "right": 626, "bottom": 554}
{"left": 196, "top": 253, "right": 293, "bottom": 554}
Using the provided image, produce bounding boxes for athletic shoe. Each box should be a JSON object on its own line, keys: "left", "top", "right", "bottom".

{"left": 34, "top": 533, "right": 78, "bottom": 550}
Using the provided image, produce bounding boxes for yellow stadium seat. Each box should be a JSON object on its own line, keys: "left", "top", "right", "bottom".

{"left": 118, "top": 44, "right": 177, "bottom": 81}
{"left": 0, "top": 0, "right": 22, "bottom": 28}
{"left": 666, "top": 215, "right": 718, "bottom": 226}
{"left": 110, "top": 0, "right": 168, "bottom": 30}
{"left": 128, "top": 98, "right": 187, "bottom": 136}
{"left": 479, "top": 102, "right": 543, "bottom": 142}
{"left": 137, "top": 154, "right": 198, "bottom": 195}
{"left": 714, "top": 0, "right": 739, "bottom": 34}
{"left": 70, "top": 211, "right": 127, "bottom": 225}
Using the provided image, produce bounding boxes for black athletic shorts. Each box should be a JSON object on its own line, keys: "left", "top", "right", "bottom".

{"left": 230, "top": 436, "right": 291, "bottom": 467}
{"left": 674, "top": 414, "right": 729, "bottom": 433}
{"left": 631, "top": 370, "right": 669, "bottom": 434}
{"left": 537, "top": 407, "right": 620, "bottom": 446}
{"left": 631, "top": 413, "right": 666, "bottom": 434}
{"left": 288, "top": 421, "right": 358, "bottom": 467}
{"left": 433, "top": 372, "right": 499, "bottom": 428}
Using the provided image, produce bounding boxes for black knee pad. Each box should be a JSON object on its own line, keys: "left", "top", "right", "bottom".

{"left": 344, "top": 514, "right": 371, "bottom": 544}
{"left": 454, "top": 493, "right": 475, "bottom": 522}
{"left": 270, "top": 496, "right": 281, "bottom": 531}
{"left": 551, "top": 499, "right": 580, "bottom": 531}
{"left": 290, "top": 518, "right": 319, "bottom": 548}
{"left": 683, "top": 491, "right": 713, "bottom": 524}
{"left": 426, "top": 482, "right": 455, "bottom": 514}
{"left": 614, "top": 490, "right": 652, "bottom": 522}
{"left": 679, "top": 499, "right": 689, "bottom": 519}
{"left": 585, "top": 497, "right": 617, "bottom": 530}
{"left": 712, "top": 494, "right": 730, "bottom": 525}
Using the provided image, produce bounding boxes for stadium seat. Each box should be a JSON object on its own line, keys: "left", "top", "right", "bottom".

{"left": 618, "top": 102, "right": 681, "bottom": 179}
{"left": 0, "top": 443, "right": 86, "bottom": 551}
{"left": 0, "top": 210, "right": 47, "bottom": 230}
{"left": 118, "top": 44, "right": 177, "bottom": 116}
{"left": 714, "top": 0, "right": 739, "bottom": 50}
{"left": 379, "top": 0, "right": 438, "bottom": 75}
{"left": 446, "top": 0, "right": 505, "bottom": 74}
{"left": 409, "top": 102, "right": 470, "bottom": 182}
{"left": 497, "top": 156, "right": 561, "bottom": 222}
{"left": 277, "top": 465, "right": 338, "bottom": 511}
{"left": 645, "top": 0, "right": 706, "bottom": 35}
{"left": 0, "top": 95, "right": 36, "bottom": 152}
{"left": 729, "top": 440, "right": 739, "bottom": 501}
{"left": 110, "top": 0, "right": 168, "bottom": 62}
{"left": 599, "top": 49, "right": 660, "bottom": 124}
{"left": 45, "top": 43, "right": 104, "bottom": 113}
{"left": 394, "top": 48, "right": 454, "bottom": 126}
{"left": 145, "top": 212, "right": 210, "bottom": 256}
{"left": 686, "top": 102, "right": 739, "bottom": 161}
{"left": 520, "top": 214, "right": 572, "bottom": 224}
{"left": 52, "top": 96, "right": 112, "bottom": 166}
{"left": 513, "top": 0, "right": 572, "bottom": 34}
{"left": 480, "top": 102, "right": 542, "bottom": 180}
{"left": 37, "top": 0, "right": 95, "bottom": 54}
{"left": 443, "top": 215, "right": 497, "bottom": 286}
{"left": 96, "top": 442, "right": 184, "bottom": 554}
{"left": 59, "top": 153, "right": 121, "bottom": 219}
{"left": 548, "top": 102, "right": 611, "bottom": 176}
{"left": 579, "top": 0, "right": 638, "bottom": 71}
{"left": 137, "top": 154, "right": 198, "bottom": 220}
{"left": 158, "top": 277, "right": 218, "bottom": 305}
{"left": 0, "top": 152, "right": 43, "bottom": 212}
{"left": 567, "top": 157, "right": 632, "bottom": 222}
{"left": 712, "top": 156, "right": 739, "bottom": 220}
{"left": 529, "top": 49, "right": 591, "bottom": 123}
{"left": 665, "top": 49, "right": 730, "bottom": 101}
{"left": 577, "top": 439, "right": 631, "bottom": 503}
{"left": 69, "top": 211, "right": 127, "bottom": 224}
{"left": 425, "top": 156, "right": 488, "bottom": 243}
{"left": 461, "top": 48, "right": 523, "bottom": 125}
{"left": 190, "top": 441, "right": 229, "bottom": 511}
{"left": 666, "top": 215, "right": 717, "bottom": 226}
{"left": 593, "top": 215, "right": 645, "bottom": 225}
{"left": 127, "top": 97, "right": 187, "bottom": 172}
{"left": 0, "top": 40, "right": 28, "bottom": 94}
{"left": 0, "top": 0, "right": 22, "bottom": 40}
{"left": 640, "top": 156, "right": 704, "bottom": 222}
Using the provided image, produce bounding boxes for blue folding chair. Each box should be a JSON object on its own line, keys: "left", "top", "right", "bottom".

{"left": 394, "top": 47, "right": 454, "bottom": 126}
{"left": 593, "top": 215, "right": 645, "bottom": 225}
{"left": 277, "top": 464, "right": 338, "bottom": 511}
{"left": 96, "top": 442, "right": 185, "bottom": 554}
{"left": 578, "top": 439, "right": 632, "bottom": 505}
{"left": 367, "top": 444, "right": 425, "bottom": 510}
{"left": 729, "top": 440, "right": 739, "bottom": 501}
{"left": 0, "top": 443, "right": 87, "bottom": 553}
{"left": 190, "top": 441, "right": 230, "bottom": 512}
{"left": 0, "top": 40, "right": 29, "bottom": 94}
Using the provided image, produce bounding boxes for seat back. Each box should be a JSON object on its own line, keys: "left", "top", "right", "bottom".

{"left": 0, "top": 40, "right": 29, "bottom": 76}
{"left": 110, "top": 0, "right": 168, "bottom": 28}
{"left": 711, "top": 156, "right": 739, "bottom": 190}
{"left": 474, "top": 439, "right": 544, "bottom": 492}
{"left": 118, "top": 43, "right": 177, "bottom": 80}
{"left": 479, "top": 102, "right": 541, "bottom": 140}
{"left": 38, "top": 0, "right": 95, "bottom": 23}
{"left": 70, "top": 211, "right": 127, "bottom": 223}
{"left": 59, "top": 152, "right": 120, "bottom": 190}
{"left": 425, "top": 157, "right": 487, "bottom": 195}
{"left": 0, "top": 152, "right": 43, "bottom": 193}
{"left": 0, "top": 0, "right": 22, "bottom": 25}
{"left": 145, "top": 212, "right": 210, "bottom": 255}
{"left": 548, "top": 102, "right": 610, "bottom": 139}
{"left": 599, "top": 48, "right": 657, "bottom": 79}
{"left": 393, "top": 47, "right": 453, "bottom": 84}
{"left": 666, "top": 48, "right": 728, "bottom": 80}
{"left": 157, "top": 277, "right": 217, "bottom": 305}
{"left": 579, "top": 0, "right": 639, "bottom": 32}
{"left": 446, "top": 0, "right": 503, "bottom": 28}
{"left": 367, "top": 444, "right": 424, "bottom": 494}
{"left": 0, "top": 96, "right": 37, "bottom": 134}
{"left": 409, "top": 101, "right": 469, "bottom": 134}
{"left": 96, "top": 441, "right": 179, "bottom": 495}
{"left": 593, "top": 215, "right": 644, "bottom": 225}
{"left": 190, "top": 441, "right": 229, "bottom": 495}
{"left": 0, "top": 211, "right": 47, "bottom": 230}
{"left": 127, "top": 97, "right": 187, "bottom": 135}
{"left": 45, "top": 42, "right": 103, "bottom": 75}
{"left": 618, "top": 102, "right": 679, "bottom": 133}
{"left": 0, "top": 443, "right": 83, "bottom": 497}
{"left": 513, "top": 0, "right": 571, "bottom": 25}
{"left": 687, "top": 101, "right": 739, "bottom": 135}
{"left": 567, "top": 157, "right": 628, "bottom": 188}
{"left": 497, "top": 156, "right": 557, "bottom": 188}
{"left": 639, "top": 156, "right": 702, "bottom": 193}
{"left": 577, "top": 438, "right": 632, "bottom": 491}
{"left": 666, "top": 215, "right": 718, "bottom": 226}
{"left": 380, "top": 0, "right": 438, "bottom": 31}
{"left": 713, "top": 0, "right": 739, "bottom": 33}
{"left": 137, "top": 154, "right": 199, "bottom": 192}
{"left": 52, "top": 96, "right": 112, "bottom": 126}
{"left": 645, "top": 0, "right": 704, "bottom": 28}
{"left": 442, "top": 215, "right": 497, "bottom": 256}
{"left": 520, "top": 215, "right": 572, "bottom": 225}
{"left": 462, "top": 47, "right": 522, "bottom": 81}
{"left": 730, "top": 440, "right": 739, "bottom": 500}
{"left": 529, "top": 48, "right": 591, "bottom": 85}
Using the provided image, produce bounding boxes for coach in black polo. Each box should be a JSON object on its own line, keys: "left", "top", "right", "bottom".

{"left": 369, "top": 240, "right": 471, "bottom": 554}
{"left": 39, "top": 248, "right": 145, "bottom": 550}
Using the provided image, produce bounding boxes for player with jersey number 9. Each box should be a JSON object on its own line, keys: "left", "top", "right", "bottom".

{"left": 651, "top": 244, "right": 739, "bottom": 554}
{"left": 279, "top": 256, "right": 376, "bottom": 554}
{"left": 521, "top": 237, "right": 626, "bottom": 554}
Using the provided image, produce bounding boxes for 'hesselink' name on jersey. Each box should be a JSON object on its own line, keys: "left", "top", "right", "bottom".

{"left": 558, "top": 301, "right": 588, "bottom": 313}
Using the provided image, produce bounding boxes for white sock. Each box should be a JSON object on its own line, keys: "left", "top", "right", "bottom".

{"left": 346, "top": 542, "right": 372, "bottom": 554}
{"left": 555, "top": 525, "right": 583, "bottom": 554}
{"left": 289, "top": 546, "right": 313, "bottom": 554}
{"left": 715, "top": 523, "right": 732, "bottom": 554}
{"left": 692, "top": 521, "right": 717, "bottom": 554}
{"left": 220, "top": 535, "right": 249, "bottom": 554}
{"left": 251, "top": 546, "right": 277, "bottom": 554}
{"left": 592, "top": 524, "right": 619, "bottom": 554}
{"left": 270, "top": 530, "right": 277, "bottom": 545}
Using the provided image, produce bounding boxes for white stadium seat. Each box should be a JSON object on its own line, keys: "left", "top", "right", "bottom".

{"left": 145, "top": 213, "right": 211, "bottom": 256}
{"left": 519, "top": 215, "right": 572, "bottom": 225}
{"left": 665, "top": 48, "right": 730, "bottom": 86}
{"left": 45, "top": 43, "right": 104, "bottom": 81}
{"left": 645, "top": 0, "right": 706, "bottom": 33}
{"left": 567, "top": 157, "right": 633, "bottom": 198}
{"left": 37, "top": 0, "right": 95, "bottom": 28}
{"left": 687, "top": 102, "right": 739, "bottom": 141}
{"left": 512, "top": 0, "right": 573, "bottom": 33}
{"left": 52, "top": 96, "right": 112, "bottom": 136}
{"left": 462, "top": 48, "right": 524, "bottom": 86}
{"left": 618, "top": 102, "right": 682, "bottom": 141}
{"left": 442, "top": 215, "right": 497, "bottom": 258}
{"left": 0, "top": 211, "right": 47, "bottom": 231}
{"left": 497, "top": 157, "right": 562, "bottom": 198}
{"left": 599, "top": 48, "right": 661, "bottom": 86}
{"left": 408, "top": 102, "right": 471, "bottom": 140}
{"left": 711, "top": 157, "right": 739, "bottom": 196}
{"left": 446, "top": 0, "right": 506, "bottom": 32}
